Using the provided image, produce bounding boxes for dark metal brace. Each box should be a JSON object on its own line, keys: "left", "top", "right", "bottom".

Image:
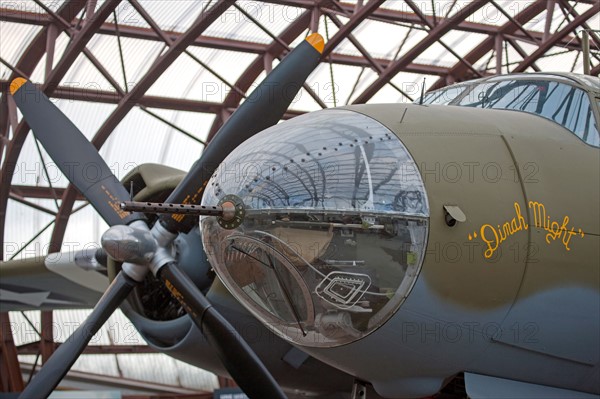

{"left": 351, "top": 380, "right": 368, "bottom": 399}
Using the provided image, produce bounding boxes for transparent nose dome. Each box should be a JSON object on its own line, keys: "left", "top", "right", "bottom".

{"left": 201, "top": 109, "right": 429, "bottom": 347}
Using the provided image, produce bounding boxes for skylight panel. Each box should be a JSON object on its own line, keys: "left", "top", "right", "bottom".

{"left": 104, "top": 1, "right": 152, "bottom": 30}
{"left": 415, "top": 41, "right": 455, "bottom": 67}
{"left": 0, "top": 22, "right": 41, "bottom": 76}
{"left": 470, "top": 2, "right": 509, "bottom": 26}
{"left": 56, "top": 52, "right": 117, "bottom": 93}
{"left": 204, "top": 4, "right": 272, "bottom": 44}
{"left": 352, "top": 18, "right": 417, "bottom": 59}
{"left": 134, "top": 0, "right": 206, "bottom": 33}
{"left": 185, "top": 47, "right": 255, "bottom": 93}
{"left": 4, "top": 198, "right": 55, "bottom": 258}
{"left": 305, "top": 63, "right": 365, "bottom": 107}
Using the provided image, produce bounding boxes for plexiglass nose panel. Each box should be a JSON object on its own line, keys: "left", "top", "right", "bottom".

{"left": 201, "top": 109, "right": 429, "bottom": 347}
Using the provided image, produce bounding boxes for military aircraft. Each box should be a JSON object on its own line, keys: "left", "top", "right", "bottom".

{"left": 1, "top": 27, "right": 599, "bottom": 398}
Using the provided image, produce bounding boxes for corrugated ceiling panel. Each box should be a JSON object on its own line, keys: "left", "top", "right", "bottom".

{"left": 57, "top": 52, "right": 116, "bottom": 92}
{"left": 104, "top": 2, "right": 152, "bottom": 30}
{"left": 62, "top": 202, "right": 107, "bottom": 252}
{"left": 351, "top": 18, "right": 410, "bottom": 59}
{"left": 0, "top": 22, "right": 42, "bottom": 76}
{"left": 535, "top": 49, "right": 581, "bottom": 72}
{"left": 393, "top": 28, "right": 429, "bottom": 60}
{"left": 184, "top": 47, "right": 257, "bottom": 99}
{"left": 440, "top": 30, "right": 487, "bottom": 58}
{"left": 205, "top": 6, "right": 270, "bottom": 44}
{"left": 86, "top": 34, "right": 166, "bottom": 89}
{"left": 100, "top": 106, "right": 205, "bottom": 173}
{"left": 134, "top": 0, "right": 206, "bottom": 33}
{"left": 305, "top": 63, "right": 365, "bottom": 108}
{"left": 145, "top": 108, "right": 213, "bottom": 167}
{"left": 254, "top": 3, "right": 309, "bottom": 37}
{"left": 367, "top": 82, "right": 404, "bottom": 104}
{"left": 6, "top": 1, "right": 63, "bottom": 14}
{"left": 4, "top": 199, "right": 55, "bottom": 259}
{"left": 204, "top": 3, "right": 308, "bottom": 43}
{"left": 346, "top": 67, "right": 380, "bottom": 104}
{"left": 146, "top": 46, "right": 256, "bottom": 102}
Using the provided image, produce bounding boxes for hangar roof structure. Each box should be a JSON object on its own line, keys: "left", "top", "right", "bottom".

{"left": 1, "top": 0, "right": 599, "bottom": 394}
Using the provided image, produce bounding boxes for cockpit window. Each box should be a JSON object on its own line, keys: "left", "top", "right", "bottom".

{"left": 458, "top": 79, "right": 599, "bottom": 147}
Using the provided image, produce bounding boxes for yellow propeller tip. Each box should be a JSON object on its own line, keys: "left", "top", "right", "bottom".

{"left": 10, "top": 77, "right": 27, "bottom": 95}
{"left": 306, "top": 33, "right": 324, "bottom": 54}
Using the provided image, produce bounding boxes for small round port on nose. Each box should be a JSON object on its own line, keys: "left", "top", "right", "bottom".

{"left": 445, "top": 212, "right": 457, "bottom": 227}
{"left": 443, "top": 205, "right": 466, "bottom": 227}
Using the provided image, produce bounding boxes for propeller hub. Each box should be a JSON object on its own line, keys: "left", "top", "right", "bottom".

{"left": 101, "top": 224, "right": 157, "bottom": 264}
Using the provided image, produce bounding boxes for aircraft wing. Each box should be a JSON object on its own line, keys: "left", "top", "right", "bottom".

{"left": 0, "top": 253, "right": 107, "bottom": 312}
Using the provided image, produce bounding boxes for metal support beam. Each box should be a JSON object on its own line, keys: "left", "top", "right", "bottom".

{"left": 506, "top": 38, "right": 541, "bottom": 72}
{"left": 44, "top": 24, "right": 57, "bottom": 79}
{"left": 6, "top": 96, "right": 18, "bottom": 136}
{"left": 43, "top": 0, "right": 121, "bottom": 93}
{"left": 8, "top": 192, "right": 57, "bottom": 216}
{"left": 263, "top": 52, "right": 274, "bottom": 73}
{"left": 321, "top": 0, "right": 387, "bottom": 59}
{"left": 0, "top": 7, "right": 582, "bottom": 51}
{"left": 310, "top": 6, "right": 320, "bottom": 32}
{"left": 402, "top": 0, "right": 484, "bottom": 79}
{"left": 326, "top": 13, "right": 383, "bottom": 73}
{"left": 354, "top": 0, "right": 489, "bottom": 104}
{"left": 512, "top": 3, "right": 599, "bottom": 73}
{"left": 0, "top": 8, "right": 584, "bottom": 60}
{"left": 0, "top": 313, "right": 24, "bottom": 392}
{"left": 495, "top": 34, "right": 503, "bottom": 75}
{"left": 40, "top": 311, "right": 53, "bottom": 364}
{"left": 489, "top": 0, "right": 539, "bottom": 43}
{"left": 544, "top": 0, "right": 556, "bottom": 41}
{"left": 558, "top": 0, "right": 600, "bottom": 50}
{"left": 85, "top": 0, "right": 98, "bottom": 24}
{"left": 582, "top": 30, "right": 590, "bottom": 75}
{"left": 10, "top": 185, "right": 85, "bottom": 201}
{"left": 430, "top": 0, "right": 547, "bottom": 90}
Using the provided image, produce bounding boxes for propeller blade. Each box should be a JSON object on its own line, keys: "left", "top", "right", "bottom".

{"left": 159, "top": 33, "right": 324, "bottom": 234}
{"left": 158, "top": 262, "right": 287, "bottom": 399}
{"left": 18, "top": 271, "right": 137, "bottom": 398}
{"left": 9, "top": 79, "right": 144, "bottom": 227}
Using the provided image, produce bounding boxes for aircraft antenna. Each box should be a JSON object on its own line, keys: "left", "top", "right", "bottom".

{"left": 419, "top": 77, "right": 426, "bottom": 105}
